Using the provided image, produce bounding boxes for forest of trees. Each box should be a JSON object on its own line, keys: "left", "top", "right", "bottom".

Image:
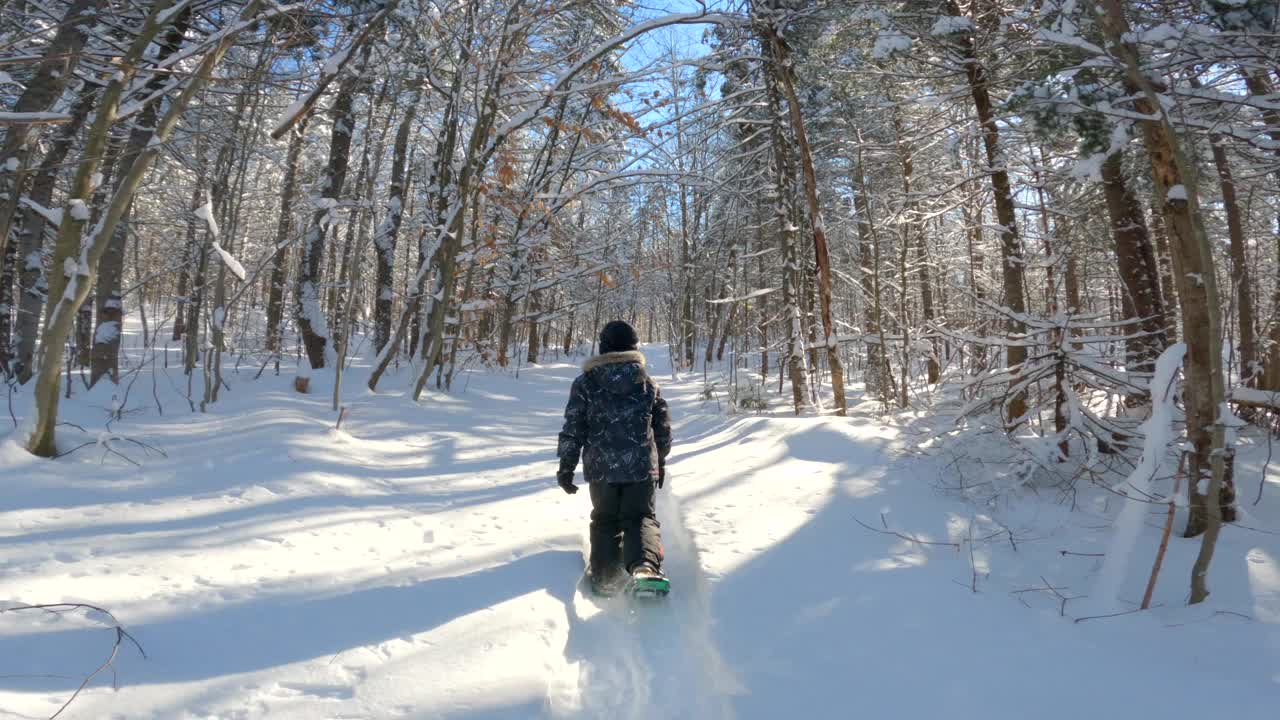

{"left": 2, "top": 0, "right": 1277, "bottom": 604}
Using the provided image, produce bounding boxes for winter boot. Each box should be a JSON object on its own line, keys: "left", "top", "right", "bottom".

{"left": 588, "top": 564, "right": 626, "bottom": 598}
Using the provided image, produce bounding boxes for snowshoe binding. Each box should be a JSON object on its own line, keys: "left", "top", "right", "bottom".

{"left": 627, "top": 564, "right": 670, "bottom": 599}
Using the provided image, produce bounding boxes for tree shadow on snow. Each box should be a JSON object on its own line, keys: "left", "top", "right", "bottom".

{"left": 0, "top": 476, "right": 554, "bottom": 553}
{"left": 700, "top": 425, "right": 1277, "bottom": 719}
{"left": 0, "top": 548, "right": 581, "bottom": 693}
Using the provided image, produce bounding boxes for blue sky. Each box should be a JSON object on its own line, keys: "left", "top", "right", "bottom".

{"left": 617, "top": 0, "right": 723, "bottom": 72}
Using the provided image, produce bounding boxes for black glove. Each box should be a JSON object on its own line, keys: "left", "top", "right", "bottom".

{"left": 657, "top": 462, "right": 666, "bottom": 489}
{"left": 557, "top": 471, "right": 578, "bottom": 495}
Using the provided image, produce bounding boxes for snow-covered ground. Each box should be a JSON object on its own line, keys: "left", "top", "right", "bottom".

{"left": 1, "top": 342, "right": 1277, "bottom": 719}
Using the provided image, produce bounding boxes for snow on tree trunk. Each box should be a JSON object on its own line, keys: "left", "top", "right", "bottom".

{"left": 1094, "top": 0, "right": 1230, "bottom": 603}
{"left": 14, "top": 90, "right": 93, "bottom": 383}
{"left": 762, "top": 41, "right": 809, "bottom": 415}
{"left": 1091, "top": 343, "right": 1186, "bottom": 612}
{"left": 89, "top": 214, "right": 126, "bottom": 386}
{"left": 294, "top": 56, "right": 363, "bottom": 375}
{"left": 766, "top": 22, "right": 847, "bottom": 415}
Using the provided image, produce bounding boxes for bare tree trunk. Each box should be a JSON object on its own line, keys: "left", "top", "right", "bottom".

{"left": 709, "top": 236, "right": 737, "bottom": 364}
{"left": 0, "top": 233, "right": 14, "bottom": 375}
{"left": 767, "top": 25, "right": 846, "bottom": 415}
{"left": 375, "top": 88, "right": 420, "bottom": 354}
{"left": 1148, "top": 200, "right": 1179, "bottom": 343}
{"left": 294, "top": 51, "right": 366, "bottom": 375}
{"left": 916, "top": 229, "right": 938, "bottom": 384}
{"left": 853, "top": 150, "right": 887, "bottom": 400}
{"left": 802, "top": 249, "right": 820, "bottom": 399}
{"left": 670, "top": 66, "right": 698, "bottom": 371}
{"left": 680, "top": 227, "right": 695, "bottom": 368}
{"left": 1100, "top": 152, "right": 1167, "bottom": 375}
{"left": 73, "top": 301, "right": 92, "bottom": 370}
{"left": 333, "top": 205, "right": 371, "bottom": 412}
{"left": 871, "top": 200, "right": 895, "bottom": 408}
{"left": 411, "top": 190, "right": 473, "bottom": 399}
{"left": 330, "top": 68, "right": 391, "bottom": 342}
{"left": 13, "top": 91, "right": 95, "bottom": 383}
{"left": 89, "top": 215, "right": 126, "bottom": 386}
{"left": 331, "top": 198, "right": 359, "bottom": 336}
{"left": 1176, "top": 74, "right": 1255, "bottom": 386}
{"left": 891, "top": 101, "right": 938, "bottom": 390}
{"left": 1064, "top": 234, "right": 1083, "bottom": 360}
{"left": 1241, "top": 70, "right": 1280, "bottom": 389}
{"left": 132, "top": 230, "right": 149, "bottom": 349}
{"left": 897, "top": 204, "right": 911, "bottom": 409}
{"left": 716, "top": 302, "right": 737, "bottom": 362}
{"left": 946, "top": 0, "right": 1029, "bottom": 428}
{"left": 706, "top": 294, "right": 724, "bottom": 366}
{"left": 526, "top": 287, "right": 542, "bottom": 364}
{"left": 888, "top": 103, "right": 913, "bottom": 409}
{"left": 496, "top": 299, "right": 516, "bottom": 367}
{"left": 1064, "top": 249, "right": 1082, "bottom": 315}
{"left": 962, "top": 139, "right": 990, "bottom": 377}
{"left": 189, "top": 111, "right": 241, "bottom": 393}
{"left": 754, "top": 211, "right": 770, "bottom": 384}
{"left": 1206, "top": 133, "right": 1256, "bottom": 386}
{"left": 183, "top": 174, "right": 209, "bottom": 374}
{"left": 172, "top": 243, "right": 190, "bottom": 343}
{"left": 72, "top": 129, "right": 128, "bottom": 377}
{"left": 763, "top": 42, "right": 808, "bottom": 413}
{"left": 446, "top": 249, "right": 478, "bottom": 389}
{"left": 265, "top": 118, "right": 307, "bottom": 354}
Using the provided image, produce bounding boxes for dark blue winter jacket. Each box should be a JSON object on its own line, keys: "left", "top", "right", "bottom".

{"left": 557, "top": 351, "right": 672, "bottom": 484}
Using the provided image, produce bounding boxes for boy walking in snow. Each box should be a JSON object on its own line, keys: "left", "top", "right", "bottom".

{"left": 556, "top": 320, "right": 672, "bottom": 596}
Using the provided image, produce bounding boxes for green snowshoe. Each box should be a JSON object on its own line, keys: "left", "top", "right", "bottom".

{"left": 627, "top": 565, "right": 670, "bottom": 599}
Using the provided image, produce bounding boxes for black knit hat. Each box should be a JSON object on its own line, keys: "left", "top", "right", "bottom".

{"left": 598, "top": 320, "right": 639, "bottom": 354}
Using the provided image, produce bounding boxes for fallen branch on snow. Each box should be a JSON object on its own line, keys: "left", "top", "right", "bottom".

{"left": 854, "top": 515, "right": 961, "bottom": 550}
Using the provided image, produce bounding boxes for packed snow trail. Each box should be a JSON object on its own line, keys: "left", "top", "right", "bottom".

{"left": 1, "top": 343, "right": 1278, "bottom": 718}
{"left": 0, "top": 349, "right": 737, "bottom": 719}
{"left": 548, "top": 489, "right": 738, "bottom": 720}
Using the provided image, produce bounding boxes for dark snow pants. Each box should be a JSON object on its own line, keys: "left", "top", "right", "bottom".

{"left": 588, "top": 480, "right": 662, "bottom": 575}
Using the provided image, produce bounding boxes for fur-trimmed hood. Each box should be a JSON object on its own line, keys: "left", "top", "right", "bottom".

{"left": 583, "top": 350, "right": 646, "bottom": 372}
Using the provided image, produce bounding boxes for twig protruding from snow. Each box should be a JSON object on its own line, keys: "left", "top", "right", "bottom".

{"left": 0, "top": 602, "right": 146, "bottom": 719}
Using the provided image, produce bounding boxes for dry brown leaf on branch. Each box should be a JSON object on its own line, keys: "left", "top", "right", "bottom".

{"left": 497, "top": 162, "right": 516, "bottom": 188}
